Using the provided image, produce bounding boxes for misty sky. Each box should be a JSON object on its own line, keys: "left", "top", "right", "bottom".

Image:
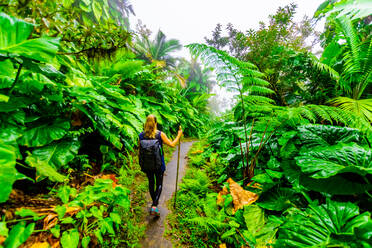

{"left": 129, "top": 0, "right": 326, "bottom": 112}
{"left": 130, "top": 0, "right": 325, "bottom": 58}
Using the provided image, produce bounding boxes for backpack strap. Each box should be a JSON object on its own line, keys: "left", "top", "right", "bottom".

{"left": 155, "top": 130, "right": 161, "bottom": 140}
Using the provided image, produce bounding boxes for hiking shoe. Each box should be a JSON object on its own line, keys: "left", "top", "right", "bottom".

{"left": 150, "top": 206, "right": 156, "bottom": 215}
{"left": 153, "top": 206, "right": 160, "bottom": 216}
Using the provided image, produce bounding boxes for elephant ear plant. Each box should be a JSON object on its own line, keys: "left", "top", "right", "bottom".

{"left": 275, "top": 199, "right": 372, "bottom": 248}
{"left": 0, "top": 12, "right": 61, "bottom": 203}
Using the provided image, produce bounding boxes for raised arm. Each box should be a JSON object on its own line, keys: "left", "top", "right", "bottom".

{"left": 161, "top": 126, "right": 183, "bottom": 147}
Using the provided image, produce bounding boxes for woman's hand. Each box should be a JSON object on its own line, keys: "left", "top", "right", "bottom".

{"left": 178, "top": 125, "right": 183, "bottom": 136}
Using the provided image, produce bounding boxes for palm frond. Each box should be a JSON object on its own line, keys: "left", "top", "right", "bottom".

{"left": 329, "top": 97, "right": 372, "bottom": 123}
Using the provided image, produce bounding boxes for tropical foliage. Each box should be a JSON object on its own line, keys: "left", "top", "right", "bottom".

{"left": 0, "top": 0, "right": 371, "bottom": 247}
{"left": 167, "top": 1, "right": 371, "bottom": 248}
{"left": 0, "top": 1, "right": 210, "bottom": 246}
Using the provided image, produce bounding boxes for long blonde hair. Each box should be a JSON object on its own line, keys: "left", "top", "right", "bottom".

{"left": 144, "top": 114, "right": 157, "bottom": 138}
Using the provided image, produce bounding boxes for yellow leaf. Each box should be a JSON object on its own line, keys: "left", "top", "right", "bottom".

{"left": 227, "top": 178, "right": 258, "bottom": 213}
{"left": 29, "top": 242, "right": 50, "bottom": 248}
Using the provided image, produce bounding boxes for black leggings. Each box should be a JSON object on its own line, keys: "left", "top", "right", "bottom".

{"left": 146, "top": 170, "right": 164, "bottom": 206}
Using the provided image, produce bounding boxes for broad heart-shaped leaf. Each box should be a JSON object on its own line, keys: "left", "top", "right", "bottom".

{"left": 295, "top": 143, "right": 372, "bottom": 179}
{"left": 0, "top": 142, "right": 17, "bottom": 203}
{"left": 18, "top": 119, "right": 70, "bottom": 147}
{"left": 61, "top": 229, "right": 79, "bottom": 248}
{"left": 0, "top": 12, "right": 59, "bottom": 62}
{"left": 297, "top": 124, "right": 362, "bottom": 148}
{"left": 275, "top": 200, "right": 371, "bottom": 248}
{"left": 300, "top": 173, "right": 372, "bottom": 195}
{"left": 244, "top": 205, "right": 265, "bottom": 234}
{"left": 3, "top": 221, "right": 35, "bottom": 248}
{"left": 243, "top": 205, "right": 279, "bottom": 246}
{"left": 257, "top": 188, "right": 297, "bottom": 211}
{"left": 0, "top": 13, "right": 33, "bottom": 46}
{"left": 25, "top": 139, "right": 80, "bottom": 182}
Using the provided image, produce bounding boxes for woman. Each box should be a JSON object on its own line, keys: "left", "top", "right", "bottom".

{"left": 138, "top": 114, "right": 183, "bottom": 216}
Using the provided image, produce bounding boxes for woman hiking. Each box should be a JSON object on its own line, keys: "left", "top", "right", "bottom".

{"left": 138, "top": 114, "right": 183, "bottom": 216}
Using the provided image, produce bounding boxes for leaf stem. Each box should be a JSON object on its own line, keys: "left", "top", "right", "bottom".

{"left": 5, "top": 217, "right": 35, "bottom": 223}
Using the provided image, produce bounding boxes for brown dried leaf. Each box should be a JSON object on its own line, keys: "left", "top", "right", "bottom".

{"left": 227, "top": 178, "right": 258, "bottom": 213}
{"left": 100, "top": 174, "right": 120, "bottom": 188}
{"left": 64, "top": 206, "right": 81, "bottom": 216}
{"left": 217, "top": 186, "right": 228, "bottom": 205}
{"left": 0, "top": 236, "right": 6, "bottom": 245}
{"left": 43, "top": 214, "right": 58, "bottom": 230}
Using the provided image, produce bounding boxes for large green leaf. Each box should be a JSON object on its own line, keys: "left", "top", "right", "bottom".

{"left": 244, "top": 205, "right": 265, "bottom": 234}
{"left": 324, "top": 0, "right": 372, "bottom": 21}
{"left": 61, "top": 229, "right": 79, "bottom": 248}
{"left": 0, "top": 142, "right": 17, "bottom": 203}
{"left": 18, "top": 119, "right": 70, "bottom": 147}
{"left": 243, "top": 205, "right": 279, "bottom": 246}
{"left": 3, "top": 222, "right": 35, "bottom": 248}
{"left": 0, "top": 96, "right": 35, "bottom": 112}
{"left": 275, "top": 200, "right": 371, "bottom": 247}
{"left": 0, "top": 12, "right": 59, "bottom": 62}
{"left": 257, "top": 188, "right": 297, "bottom": 211}
{"left": 295, "top": 143, "right": 372, "bottom": 179}
{"left": 300, "top": 174, "right": 372, "bottom": 195}
{"left": 297, "top": 124, "right": 362, "bottom": 148}
{"left": 25, "top": 139, "right": 80, "bottom": 182}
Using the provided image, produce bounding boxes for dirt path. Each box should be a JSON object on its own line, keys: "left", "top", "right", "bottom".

{"left": 140, "top": 141, "right": 194, "bottom": 248}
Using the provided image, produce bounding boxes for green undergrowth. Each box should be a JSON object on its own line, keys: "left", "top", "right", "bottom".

{"left": 117, "top": 156, "right": 148, "bottom": 247}
{"left": 166, "top": 140, "right": 225, "bottom": 247}
{"left": 0, "top": 153, "right": 148, "bottom": 248}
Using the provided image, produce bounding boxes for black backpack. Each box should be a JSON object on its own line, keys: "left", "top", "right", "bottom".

{"left": 139, "top": 131, "right": 163, "bottom": 172}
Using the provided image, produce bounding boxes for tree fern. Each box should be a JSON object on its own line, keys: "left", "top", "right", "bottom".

{"left": 187, "top": 43, "right": 274, "bottom": 180}
{"left": 239, "top": 102, "right": 367, "bottom": 130}
{"left": 186, "top": 44, "right": 273, "bottom": 101}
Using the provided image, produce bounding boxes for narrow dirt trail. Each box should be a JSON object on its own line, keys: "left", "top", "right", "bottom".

{"left": 140, "top": 141, "right": 194, "bottom": 248}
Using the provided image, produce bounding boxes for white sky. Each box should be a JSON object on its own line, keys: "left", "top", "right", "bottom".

{"left": 130, "top": 0, "right": 325, "bottom": 58}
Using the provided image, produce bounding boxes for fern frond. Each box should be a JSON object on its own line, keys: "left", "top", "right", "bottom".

{"left": 186, "top": 43, "right": 272, "bottom": 101}
{"left": 336, "top": 16, "right": 362, "bottom": 76}
{"left": 187, "top": 216, "right": 230, "bottom": 232}
{"left": 308, "top": 54, "right": 340, "bottom": 81}
{"left": 243, "top": 85, "right": 275, "bottom": 96}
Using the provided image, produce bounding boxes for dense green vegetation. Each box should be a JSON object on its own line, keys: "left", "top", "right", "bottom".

{"left": 0, "top": 0, "right": 371, "bottom": 247}
{"left": 167, "top": 1, "right": 372, "bottom": 248}
{"left": 0, "top": 0, "right": 211, "bottom": 247}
